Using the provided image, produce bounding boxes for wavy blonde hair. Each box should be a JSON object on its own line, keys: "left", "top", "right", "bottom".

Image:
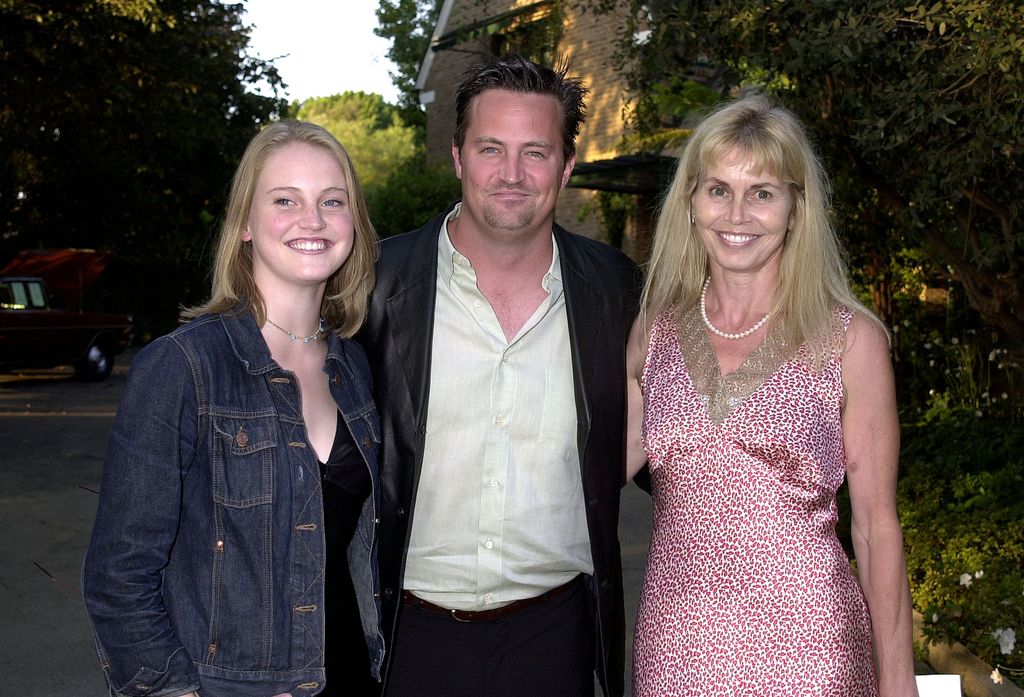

{"left": 643, "top": 94, "right": 883, "bottom": 356}
{"left": 182, "top": 120, "right": 377, "bottom": 338}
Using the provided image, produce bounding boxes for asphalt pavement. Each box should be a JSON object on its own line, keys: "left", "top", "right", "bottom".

{"left": 0, "top": 350, "right": 654, "bottom": 696}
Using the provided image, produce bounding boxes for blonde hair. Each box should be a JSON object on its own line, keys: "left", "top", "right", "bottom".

{"left": 182, "top": 120, "right": 377, "bottom": 338}
{"left": 643, "top": 94, "right": 884, "bottom": 355}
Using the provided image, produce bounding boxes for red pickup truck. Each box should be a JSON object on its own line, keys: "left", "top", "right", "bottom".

{"left": 0, "top": 251, "right": 133, "bottom": 380}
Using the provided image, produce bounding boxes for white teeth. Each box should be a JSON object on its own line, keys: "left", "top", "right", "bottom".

{"left": 288, "top": 239, "right": 327, "bottom": 251}
{"left": 721, "top": 233, "right": 757, "bottom": 244}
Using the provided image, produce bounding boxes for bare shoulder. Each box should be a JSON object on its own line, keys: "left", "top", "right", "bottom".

{"left": 842, "top": 311, "right": 893, "bottom": 388}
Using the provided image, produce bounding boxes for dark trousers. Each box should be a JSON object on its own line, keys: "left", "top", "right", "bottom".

{"left": 384, "top": 577, "right": 596, "bottom": 697}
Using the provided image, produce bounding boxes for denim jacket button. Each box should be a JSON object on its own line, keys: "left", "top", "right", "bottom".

{"left": 235, "top": 427, "right": 248, "bottom": 448}
{"left": 362, "top": 436, "right": 372, "bottom": 449}
{"left": 215, "top": 540, "right": 224, "bottom": 551}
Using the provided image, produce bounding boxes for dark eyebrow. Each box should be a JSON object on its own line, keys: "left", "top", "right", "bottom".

{"left": 474, "top": 136, "right": 554, "bottom": 151}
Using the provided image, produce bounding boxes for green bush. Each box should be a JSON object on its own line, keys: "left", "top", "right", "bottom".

{"left": 899, "top": 408, "right": 1024, "bottom": 673}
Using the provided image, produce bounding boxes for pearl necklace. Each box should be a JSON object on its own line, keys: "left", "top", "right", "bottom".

{"left": 265, "top": 316, "right": 326, "bottom": 344}
{"left": 700, "top": 279, "right": 770, "bottom": 340}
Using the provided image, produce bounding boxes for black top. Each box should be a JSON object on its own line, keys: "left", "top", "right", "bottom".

{"left": 319, "top": 412, "right": 375, "bottom": 696}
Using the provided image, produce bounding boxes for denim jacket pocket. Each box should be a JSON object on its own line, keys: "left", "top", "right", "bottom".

{"left": 211, "top": 416, "right": 277, "bottom": 508}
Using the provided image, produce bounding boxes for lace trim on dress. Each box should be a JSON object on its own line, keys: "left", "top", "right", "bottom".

{"left": 676, "top": 304, "right": 792, "bottom": 423}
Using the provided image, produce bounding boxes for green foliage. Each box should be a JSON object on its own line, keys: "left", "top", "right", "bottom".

{"left": 364, "top": 151, "right": 461, "bottom": 238}
{"left": 295, "top": 91, "right": 459, "bottom": 239}
{"left": 582, "top": 191, "right": 633, "bottom": 249}
{"left": 0, "top": 0, "right": 286, "bottom": 337}
{"left": 587, "top": 0, "right": 1024, "bottom": 348}
{"left": 295, "top": 92, "right": 419, "bottom": 193}
{"left": 375, "top": 0, "right": 443, "bottom": 125}
{"left": 899, "top": 408, "right": 1024, "bottom": 671}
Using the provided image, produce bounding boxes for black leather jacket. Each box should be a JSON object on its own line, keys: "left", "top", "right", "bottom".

{"left": 358, "top": 205, "right": 641, "bottom": 696}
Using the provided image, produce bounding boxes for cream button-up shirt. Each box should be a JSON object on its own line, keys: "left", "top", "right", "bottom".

{"left": 402, "top": 205, "right": 593, "bottom": 610}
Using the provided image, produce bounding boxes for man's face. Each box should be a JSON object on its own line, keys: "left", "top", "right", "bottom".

{"left": 452, "top": 89, "right": 575, "bottom": 240}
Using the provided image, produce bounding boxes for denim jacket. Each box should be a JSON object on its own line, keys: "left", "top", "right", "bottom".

{"left": 83, "top": 309, "right": 384, "bottom": 697}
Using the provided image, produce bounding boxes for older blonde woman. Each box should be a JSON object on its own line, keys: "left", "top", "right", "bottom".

{"left": 84, "top": 121, "right": 382, "bottom": 697}
{"left": 626, "top": 96, "right": 918, "bottom": 697}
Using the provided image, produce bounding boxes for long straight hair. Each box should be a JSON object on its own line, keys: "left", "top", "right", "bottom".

{"left": 182, "top": 120, "right": 377, "bottom": 338}
{"left": 643, "top": 95, "right": 884, "bottom": 357}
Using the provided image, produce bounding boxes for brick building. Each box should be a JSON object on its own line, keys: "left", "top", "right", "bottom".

{"left": 413, "top": 0, "right": 671, "bottom": 261}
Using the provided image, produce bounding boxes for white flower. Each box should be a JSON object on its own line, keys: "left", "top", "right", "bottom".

{"left": 960, "top": 573, "right": 973, "bottom": 587}
{"left": 975, "top": 410, "right": 983, "bottom": 418}
{"left": 925, "top": 342, "right": 933, "bottom": 349}
{"left": 992, "top": 668, "right": 1003, "bottom": 684}
{"left": 932, "top": 613, "right": 939, "bottom": 623}
{"left": 1003, "top": 393, "right": 1009, "bottom": 400}
{"left": 993, "top": 628, "right": 1016, "bottom": 654}
{"left": 989, "top": 349, "right": 999, "bottom": 361}
{"left": 951, "top": 337, "right": 959, "bottom": 345}
{"left": 975, "top": 570, "right": 984, "bottom": 578}
{"left": 929, "top": 360, "right": 935, "bottom": 367}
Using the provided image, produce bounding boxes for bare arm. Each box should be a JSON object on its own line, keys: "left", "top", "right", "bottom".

{"left": 842, "top": 314, "right": 919, "bottom": 697}
{"left": 625, "top": 315, "right": 649, "bottom": 482}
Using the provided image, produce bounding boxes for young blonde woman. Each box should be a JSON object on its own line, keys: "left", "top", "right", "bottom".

{"left": 84, "top": 121, "right": 383, "bottom": 697}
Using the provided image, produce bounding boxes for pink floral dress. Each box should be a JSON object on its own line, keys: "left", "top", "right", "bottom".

{"left": 632, "top": 305, "right": 877, "bottom": 696}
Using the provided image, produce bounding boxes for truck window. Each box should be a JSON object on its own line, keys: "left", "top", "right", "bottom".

{"left": 10, "top": 282, "right": 29, "bottom": 309}
{"left": 26, "top": 281, "right": 47, "bottom": 309}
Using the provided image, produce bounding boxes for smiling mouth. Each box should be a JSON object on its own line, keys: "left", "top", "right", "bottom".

{"left": 718, "top": 232, "right": 759, "bottom": 245}
{"left": 287, "top": 239, "right": 331, "bottom": 252}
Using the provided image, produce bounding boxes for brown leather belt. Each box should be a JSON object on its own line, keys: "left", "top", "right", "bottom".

{"left": 401, "top": 575, "right": 582, "bottom": 623}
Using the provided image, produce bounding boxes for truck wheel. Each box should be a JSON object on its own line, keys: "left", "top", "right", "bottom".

{"left": 74, "top": 343, "right": 114, "bottom": 381}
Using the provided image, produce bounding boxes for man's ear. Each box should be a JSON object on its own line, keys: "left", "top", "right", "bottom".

{"left": 560, "top": 153, "right": 576, "bottom": 190}
{"left": 451, "top": 140, "right": 464, "bottom": 180}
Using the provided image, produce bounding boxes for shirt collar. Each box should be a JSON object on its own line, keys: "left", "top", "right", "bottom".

{"left": 436, "top": 202, "right": 563, "bottom": 297}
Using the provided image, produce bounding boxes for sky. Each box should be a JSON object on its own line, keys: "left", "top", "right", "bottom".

{"left": 242, "top": 0, "right": 401, "bottom": 105}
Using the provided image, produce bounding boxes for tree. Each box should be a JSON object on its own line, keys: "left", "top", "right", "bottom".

{"left": 374, "top": 0, "right": 443, "bottom": 125}
{"left": 295, "top": 92, "right": 419, "bottom": 194}
{"left": 295, "top": 91, "right": 460, "bottom": 238}
{"left": 585, "top": 0, "right": 1024, "bottom": 348}
{"left": 0, "top": 0, "right": 286, "bottom": 336}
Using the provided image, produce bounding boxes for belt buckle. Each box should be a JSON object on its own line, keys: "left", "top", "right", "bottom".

{"left": 450, "top": 608, "right": 475, "bottom": 623}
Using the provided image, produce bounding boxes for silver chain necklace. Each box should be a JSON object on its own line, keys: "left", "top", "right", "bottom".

{"left": 264, "top": 316, "right": 326, "bottom": 344}
{"left": 700, "top": 278, "right": 770, "bottom": 340}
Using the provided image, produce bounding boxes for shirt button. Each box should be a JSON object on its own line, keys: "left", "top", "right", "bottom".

{"left": 484, "top": 538, "right": 494, "bottom": 549}
{"left": 474, "top": 300, "right": 482, "bottom": 308}
{"left": 489, "top": 478, "right": 498, "bottom": 488}
{"left": 495, "top": 416, "right": 505, "bottom": 426}
{"left": 483, "top": 593, "right": 493, "bottom": 603}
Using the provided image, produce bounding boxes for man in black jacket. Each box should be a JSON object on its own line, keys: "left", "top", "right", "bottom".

{"left": 359, "top": 54, "right": 641, "bottom": 697}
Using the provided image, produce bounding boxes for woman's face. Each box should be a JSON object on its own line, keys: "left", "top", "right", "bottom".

{"left": 691, "top": 147, "right": 795, "bottom": 281}
{"left": 244, "top": 142, "right": 355, "bottom": 297}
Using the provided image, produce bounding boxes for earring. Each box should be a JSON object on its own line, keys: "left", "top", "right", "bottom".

{"left": 689, "top": 212, "right": 695, "bottom": 225}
